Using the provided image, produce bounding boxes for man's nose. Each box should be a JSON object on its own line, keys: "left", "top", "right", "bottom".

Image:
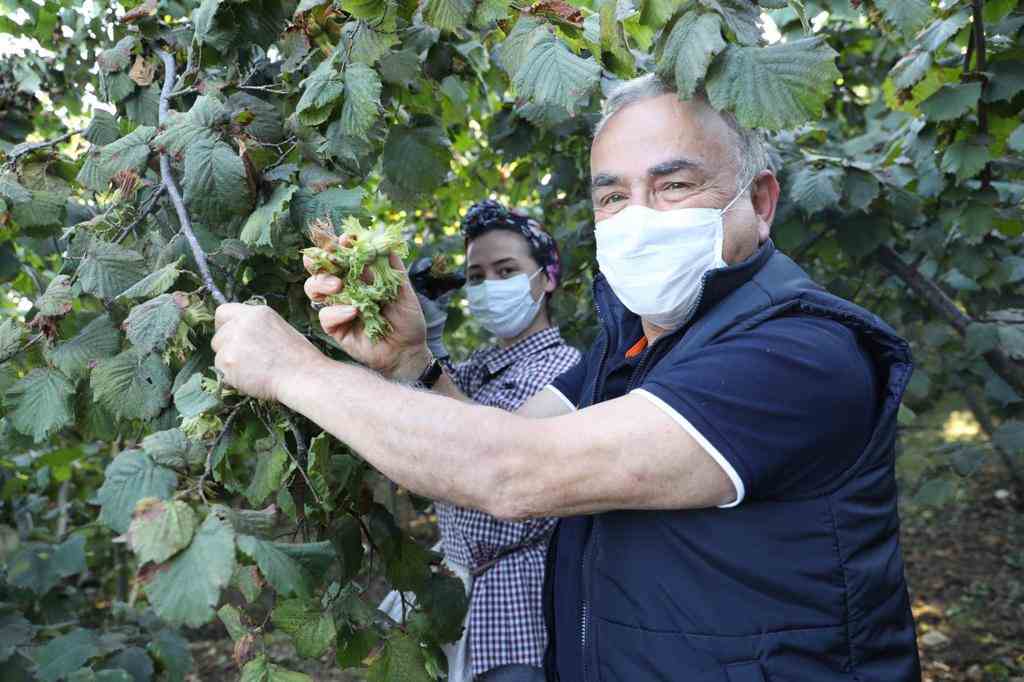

{"left": 628, "top": 183, "right": 656, "bottom": 209}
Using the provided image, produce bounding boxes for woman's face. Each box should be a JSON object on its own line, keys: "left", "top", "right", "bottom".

{"left": 465, "top": 230, "right": 554, "bottom": 301}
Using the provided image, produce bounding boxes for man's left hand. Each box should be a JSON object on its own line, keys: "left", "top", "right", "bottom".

{"left": 212, "top": 303, "right": 327, "bottom": 402}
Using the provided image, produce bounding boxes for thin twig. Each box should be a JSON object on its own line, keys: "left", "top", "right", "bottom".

{"left": 7, "top": 129, "right": 82, "bottom": 162}
{"left": 195, "top": 398, "right": 252, "bottom": 503}
{"left": 155, "top": 47, "right": 229, "bottom": 306}
{"left": 115, "top": 185, "right": 166, "bottom": 243}
{"left": 254, "top": 405, "right": 324, "bottom": 507}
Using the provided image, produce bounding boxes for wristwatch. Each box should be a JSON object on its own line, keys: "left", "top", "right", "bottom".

{"left": 411, "top": 355, "right": 444, "bottom": 390}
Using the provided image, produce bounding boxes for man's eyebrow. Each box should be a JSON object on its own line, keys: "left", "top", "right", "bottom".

{"left": 648, "top": 158, "right": 703, "bottom": 177}
{"left": 590, "top": 173, "right": 622, "bottom": 190}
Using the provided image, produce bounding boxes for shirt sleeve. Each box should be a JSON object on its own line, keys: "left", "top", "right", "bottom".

{"left": 549, "top": 350, "right": 588, "bottom": 409}
{"left": 633, "top": 315, "right": 879, "bottom": 505}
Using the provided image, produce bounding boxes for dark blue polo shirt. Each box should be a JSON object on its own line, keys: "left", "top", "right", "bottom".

{"left": 550, "top": 313, "right": 879, "bottom": 505}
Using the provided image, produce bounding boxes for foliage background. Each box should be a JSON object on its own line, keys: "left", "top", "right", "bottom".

{"left": 0, "top": 0, "right": 1022, "bottom": 679}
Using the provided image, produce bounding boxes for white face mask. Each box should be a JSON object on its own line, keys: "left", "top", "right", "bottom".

{"left": 594, "top": 184, "right": 750, "bottom": 331}
{"left": 466, "top": 268, "right": 544, "bottom": 339}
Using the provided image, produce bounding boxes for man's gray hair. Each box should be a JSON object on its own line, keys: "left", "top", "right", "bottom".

{"left": 595, "top": 74, "right": 771, "bottom": 193}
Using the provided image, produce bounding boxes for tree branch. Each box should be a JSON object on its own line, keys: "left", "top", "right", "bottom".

{"left": 7, "top": 129, "right": 82, "bottom": 162}
{"left": 876, "top": 245, "right": 1024, "bottom": 394}
{"left": 115, "top": 184, "right": 165, "bottom": 243}
{"left": 971, "top": 0, "right": 992, "bottom": 188}
{"left": 155, "top": 47, "right": 229, "bottom": 306}
{"left": 962, "top": 384, "right": 1024, "bottom": 506}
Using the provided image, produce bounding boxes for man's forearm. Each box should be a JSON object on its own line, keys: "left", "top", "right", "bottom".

{"left": 275, "top": 355, "right": 514, "bottom": 511}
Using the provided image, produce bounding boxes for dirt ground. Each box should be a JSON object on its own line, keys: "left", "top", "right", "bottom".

{"left": 186, "top": 467, "right": 1024, "bottom": 681}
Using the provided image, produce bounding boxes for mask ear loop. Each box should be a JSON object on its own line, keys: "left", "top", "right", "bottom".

{"left": 721, "top": 176, "right": 756, "bottom": 215}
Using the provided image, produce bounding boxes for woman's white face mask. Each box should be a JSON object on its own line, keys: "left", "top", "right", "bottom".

{"left": 466, "top": 268, "right": 544, "bottom": 339}
{"left": 594, "top": 182, "right": 750, "bottom": 331}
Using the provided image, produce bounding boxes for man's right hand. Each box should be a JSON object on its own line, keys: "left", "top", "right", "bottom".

{"left": 303, "top": 249, "right": 431, "bottom": 382}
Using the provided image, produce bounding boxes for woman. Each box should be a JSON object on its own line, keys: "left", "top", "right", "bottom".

{"left": 383, "top": 200, "right": 580, "bottom": 682}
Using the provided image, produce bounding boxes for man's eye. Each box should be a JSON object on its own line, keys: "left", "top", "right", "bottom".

{"left": 467, "top": 275, "right": 483, "bottom": 285}
{"left": 499, "top": 268, "right": 518, "bottom": 278}
{"left": 601, "top": 193, "right": 626, "bottom": 205}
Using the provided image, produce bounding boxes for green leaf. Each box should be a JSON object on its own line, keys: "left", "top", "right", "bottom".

{"left": 843, "top": 169, "right": 880, "bottom": 212}
{"left": 241, "top": 655, "right": 313, "bottom": 682}
{"left": 919, "top": 82, "right": 982, "bottom": 122}
{"left": 193, "top": 0, "right": 226, "bottom": 46}
{"left": 381, "top": 125, "right": 452, "bottom": 203}
{"left": 5, "top": 368, "right": 75, "bottom": 442}
{"left": 705, "top": 37, "right": 839, "bottom": 131}
{"left": 416, "top": 572, "right": 468, "bottom": 644}
{"left": 217, "top": 603, "right": 249, "bottom": 641}
{"left": 510, "top": 27, "right": 601, "bottom": 115}
{"left": 116, "top": 259, "right": 183, "bottom": 300}
{"left": 982, "top": 60, "right": 1024, "bottom": 103}
{"left": 97, "top": 450, "right": 177, "bottom": 533}
{"left": 656, "top": 11, "right": 725, "bottom": 98}
{"left": 497, "top": 16, "right": 547, "bottom": 77}
{"left": 11, "top": 189, "right": 66, "bottom": 230}
{"left": 1008, "top": 124, "right": 1024, "bottom": 154}
{"left": 142, "top": 428, "right": 194, "bottom": 468}
{"left": 340, "top": 0, "right": 386, "bottom": 20}
{"left": 888, "top": 14, "right": 969, "bottom": 90}
{"left": 77, "top": 240, "right": 148, "bottom": 299}
{"left": 998, "top": 323, "right": 1024, "bottom": 360}
{"left": 144, "top": 513, "right": 236, "bottom": 627}
{"left": 698, "top": 0, "right": 761, "bottom": 45}
{"left": 339, "top": 63, "right": 382, "bottom": 139}
{"left": 330, "top": 515, "right": 365, "bottom": 584}
{"left": 226, "top": 93, "right": 285, "bottom": 144}
{"left": 173, "top": 373, "right": 220, "bottom": 418}
{"left": 336, "top": 627, "right": 379, "bottom": 669}
{"left": 126, "top": 294, "right": 183, "bottom": 356}
{"left": 97, "top": 36, "right": 136, "bottom": 73}
{"left": 232, "top": 565, "right": 265, "bottom": 603}
{"left": 49, "top": 314, "right": 121, "bottom": 379}
{"left": 424, "top": 0, "right": 473, "bottom": 32}
{"left": 76, "top": 126, "right": 156, "bottom": 192}
{"left": 789, "top": 165, "right": 843, "bottom": 214}
{"left": 36, "top": 274, "right": 73, "bottom": 316}
{"left": 152, "top": 97, "right": 226, "bottom": 156}
{"left": 7, "top": 534, "right": 86, "bottom": 595}
{"left": 91, "top": 351, "right": 172, "bottom": 421}
{"left": 0, "top": 615, "right": 34, "bottom": 663}
{"left": 366, "top": 633, "right": 430, "bottom": 682}
{"left": 101, "top": 648, "right": 153, "bottom": 682}
{"left": 0, "top": 318, "right": 25, "bottom": 363}
{"left": 385, "top": 537, "right": 431, "bottom": 592}
{"left": 271, "top": 599, "right": 336, "bottom": 659}
{"left": 874, "top": 0, "right": 932, "bottom": 38}
{"left": 296, "top": 58, "right": 345, "bottom": 127}
{"left": 240, "top": 184, "right": 298, "bottom": 248}
{"left": 127, "top": 498, "right": 199, "bottom": 564}
{"left": 993, "top": 419, "right": 1024, "bottom": 455}
{"left": 33, "top": 629, "right": 101, "bottom": 682}
{"left": 84, "top": 110, "right": 121, "bottom": 146}
{"left": 0, "top": 173, "right": 31, "bottom": 203}
{"left": 473, "top": 0, "right": 510, "bottom": 26}
{"left": 339, "top": 21, "right": 398, "bottom": 66}
{"left": 940, "top": 136, "right": 991, "bottom": 182}
{"left": 237, "top": 535, "right": 312, "bottom": 598}
{"left": 146, "top": 630, "right": 193, "bottom": 682}
{"left": 913, "top": 477, "right": 957, "bottom": 507}
{"left": 244, "top": 447, "right": 291, "bottom": 507}
{"left": 182, "top": 137, "right": 252, "bottom": 224}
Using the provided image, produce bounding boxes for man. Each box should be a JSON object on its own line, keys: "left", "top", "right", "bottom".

{"left": 381, "top": 201, "right": 581, "bottom": 682}
{"left": 212, "top": 74, "right": 921, "bottom": 680}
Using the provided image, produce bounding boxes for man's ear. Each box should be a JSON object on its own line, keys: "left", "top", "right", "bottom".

{"left": 752, "top": 170, "right": 780, "bottom": 242}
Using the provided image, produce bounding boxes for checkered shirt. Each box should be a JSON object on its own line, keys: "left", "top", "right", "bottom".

{"left": 438, "top": 327, "right": 581, "bottom": 677}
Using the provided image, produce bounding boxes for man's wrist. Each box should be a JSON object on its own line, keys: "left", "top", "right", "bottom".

{"left": 274, "top": 353, "right": 337, "bottom": 409}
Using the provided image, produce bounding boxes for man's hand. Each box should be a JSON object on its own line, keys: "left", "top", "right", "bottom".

{"left": 212, "top": 303, "right": 328, "bottom": 402}
{"left": 304, "top": 249, "right": 430, "bottom": 381}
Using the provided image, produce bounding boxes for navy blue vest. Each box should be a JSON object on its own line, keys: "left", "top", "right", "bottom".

{"left": 544, "top": 243, "right": 921, "bottom": 681}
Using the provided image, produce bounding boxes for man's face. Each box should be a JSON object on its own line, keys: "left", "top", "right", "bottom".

{"left": 590, "top": 94, "right": 777, "bottom": 265}
{"left": 466, "top": 229, "right": 553, "bottom": 302}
